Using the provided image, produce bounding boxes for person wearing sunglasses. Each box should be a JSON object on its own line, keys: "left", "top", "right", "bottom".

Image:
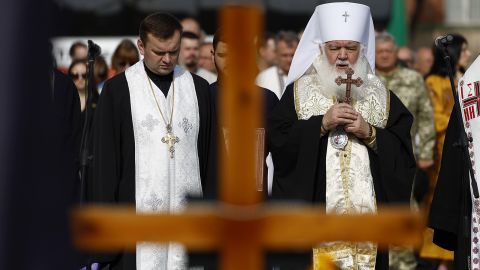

{"left": 68, "top": 60, "right": 87, "bottom": 112}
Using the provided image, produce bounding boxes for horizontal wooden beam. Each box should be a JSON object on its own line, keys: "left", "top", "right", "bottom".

{"left": 260, "top": 205, "right": 425, "bottom": 249}
{"left": 72, "top": 204, "right": 425, "bottom": 252}
{"left": 72, "top": 205, "right": 223, "bottom": 251}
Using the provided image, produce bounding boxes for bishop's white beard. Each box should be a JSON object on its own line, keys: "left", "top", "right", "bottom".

{"left": 314, "top": 53, "right": 372, "bottom": 102}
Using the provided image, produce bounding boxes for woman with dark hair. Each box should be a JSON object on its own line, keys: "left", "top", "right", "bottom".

{"left": 68, "top": 59, "right": 99, "bottom": 126}
{"left": 110, "top": 39, "right": 140, "bottom": 77}
{"left": 93, "top": 56, "right": 109, "bottom": 93}
{"left": 68, "top": 60, "right": 88, "bottom": 112}
{"left": 426, "top": 34, "right": 471, "bottom": 186}
{"left": 421, "top": 34, "right": 471, "bottom": 266}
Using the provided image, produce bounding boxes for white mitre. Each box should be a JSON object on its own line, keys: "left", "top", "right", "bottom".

{"left": 287, "top": 2, "right": 375, "bottom": 86}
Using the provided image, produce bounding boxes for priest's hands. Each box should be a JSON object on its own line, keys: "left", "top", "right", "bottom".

{"left": 322, "top": 103, "right": 370, "bottom": 139}
{"left": 322, "top": 103, "right": 358, "bottom": 131}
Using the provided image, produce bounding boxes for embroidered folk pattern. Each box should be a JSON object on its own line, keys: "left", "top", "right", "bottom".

{"left": 466, "top": 121, "right": 480, "bottom": 269}
{"left": 461, "top": 80, "right": 480, "bottom": 122}
{"left": 473, "top": 202, "right": 480, "bottom": 269}
{"left": 460, "top": 79, "right": 480, "bottom": 269}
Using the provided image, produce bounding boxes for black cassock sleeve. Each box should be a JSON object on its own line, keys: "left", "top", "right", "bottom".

{"left": 268, "top": 85, "right": 415, "bottom": 204}
{"left": 88, "top": 74, "right": 135, "bottom": 266}
{"left": 268, "top": 84, "right": 325, "bottom": 202}
{"left": 89, "top": 74, "right": 136, "bottom": 205}
{"left": 191, "top": 73, "right": 218, "bottom": 199}
{"left": 429, "top": 102, "right": 470, "bottom": 251}
{"left": 53, "top": 70, "right": 82, "bottom": 200}
{"left": 371, "top": 92, "right": 416, "bottom": 203}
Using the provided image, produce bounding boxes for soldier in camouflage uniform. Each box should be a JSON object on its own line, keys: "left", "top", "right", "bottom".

{"left": 375, "top": 32, "right": 436, "bottom": 270}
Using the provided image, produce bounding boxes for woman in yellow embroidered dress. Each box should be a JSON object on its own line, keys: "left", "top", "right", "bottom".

{"left": 421, "top": 33, "right": 471, "bottom": 264}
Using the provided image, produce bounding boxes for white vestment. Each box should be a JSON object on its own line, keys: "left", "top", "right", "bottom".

{"left": 256, "top": 66, "right": 287, "bottom": 99}
{"left": 196, "top": 67, "right": 217, "bottom": 84}
{"left": 295, "top": 59, "right": 389, "bottom": 270}
{"left": 126, "top": 61, "right": 203, "bottom": 270}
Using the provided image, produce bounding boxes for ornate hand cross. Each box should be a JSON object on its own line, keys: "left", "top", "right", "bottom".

{"left": 335, "top": 67, "right": 364, "bottom": 104}
{"left": 161, "top": 124, "right": 180, "bottom": 159}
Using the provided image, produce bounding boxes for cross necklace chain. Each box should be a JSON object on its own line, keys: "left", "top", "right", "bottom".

{"left": 147, "top": 75, "right": 180, "bottom": 159}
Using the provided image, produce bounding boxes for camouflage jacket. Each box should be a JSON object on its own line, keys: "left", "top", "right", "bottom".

{"left": 377, "top": 67, "right": 435, "bottom": 160}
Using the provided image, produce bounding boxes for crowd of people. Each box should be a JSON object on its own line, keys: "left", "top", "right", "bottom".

{"left": 53, "top": 3, "right": 476, "bottom": 270}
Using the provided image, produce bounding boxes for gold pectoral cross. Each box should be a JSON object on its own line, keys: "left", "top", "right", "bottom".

{"left": 161, "top": 124, "right": 180, "bottom": 159}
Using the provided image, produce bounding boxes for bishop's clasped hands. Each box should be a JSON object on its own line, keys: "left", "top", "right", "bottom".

{"left": 322, "top": 103, "right": 372, "bottom": 140}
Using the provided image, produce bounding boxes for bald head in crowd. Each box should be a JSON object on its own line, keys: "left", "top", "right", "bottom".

{"left": 397, "top": 46, "right": 414, "bottom": 68}
{"left": 414, "top": 47, "right": 434, "bottom": 77}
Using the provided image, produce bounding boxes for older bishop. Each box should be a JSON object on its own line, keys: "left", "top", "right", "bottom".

{"left": 268, "top": 3, "right": 416, "bottom": 269}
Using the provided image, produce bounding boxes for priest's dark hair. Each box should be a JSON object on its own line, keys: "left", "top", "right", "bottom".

{"left": 212, "top": 28, "right": 226, "bottom": 50}
{"left": 429, "top": 33, "right": 467, "bottom": 77}
{"left": 139, "top": 12, "right": 183, "bottom": 43}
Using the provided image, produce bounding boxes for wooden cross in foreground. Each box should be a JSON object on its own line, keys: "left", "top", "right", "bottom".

{"left": 72, "top": 6, "right": 424, "bottom": 270}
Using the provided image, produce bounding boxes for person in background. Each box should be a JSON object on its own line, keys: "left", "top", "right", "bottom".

{"left": 375, "top": 31, "right": 436, "bottom": 270}
{"left": 256, "top": 30, "right": 299, "bottom": 99}
{"left": 426, "top": 33, "right": 471, "bottom": 190}
{"left": 198, "top": 41, "right": 217, "bottom": 74}
{"left": 69, "top": 41, "right": 88, "bottom": 62}
{"left": 414, "top": 47, "right": 434, "bottom": 78}
{"left": 257, "top": 32, "right": 277, "bottom": 72}
{"left": 109, "top": 39, "right": 140, "bottom": 78}
{"left": 68, "top": 60, "right": 87, "bottom": 112}
{"left": 397, "top": 46, "right": 415, "bottom": 68}
{"left": 69, "top": 59, "right": 98, "bottom": 125}
{"left": 376, "top": 32, "right": 435, "bottom": 174}
{"left": 93, "top": 56, "right": 109, "bottom": 94}
{"left": 179, "top": 31, "right": 217, "bottom": 84}
{"left": 181, "top": 17, "right": 204, "bottom": 41}
{"left": 423, "top": 33, "right": 472, "bottom": 268}
{"left": 210, "top": 28, "right": 278, "bottom": 195}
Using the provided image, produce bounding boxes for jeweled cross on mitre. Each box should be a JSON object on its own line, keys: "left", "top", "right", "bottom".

{"left": 342, "top": 11, "right": 349, "bottom": 22}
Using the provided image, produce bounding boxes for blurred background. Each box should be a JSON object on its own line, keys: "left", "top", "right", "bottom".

{"left": 51, "top": 0, "right": 480, "bottom": 68}
{"left": 1, "top": 0, "right": 479, "bottom": 269}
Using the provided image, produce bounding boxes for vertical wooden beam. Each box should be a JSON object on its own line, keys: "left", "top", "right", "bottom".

{"left": 220, "top": 219, "right": 263, "bottom": 270}
{"left": 219, "top": 6, "right": 263, "bottom": 206}
{"left": 219, "top": 5, "right": 263, "bottom": 270}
